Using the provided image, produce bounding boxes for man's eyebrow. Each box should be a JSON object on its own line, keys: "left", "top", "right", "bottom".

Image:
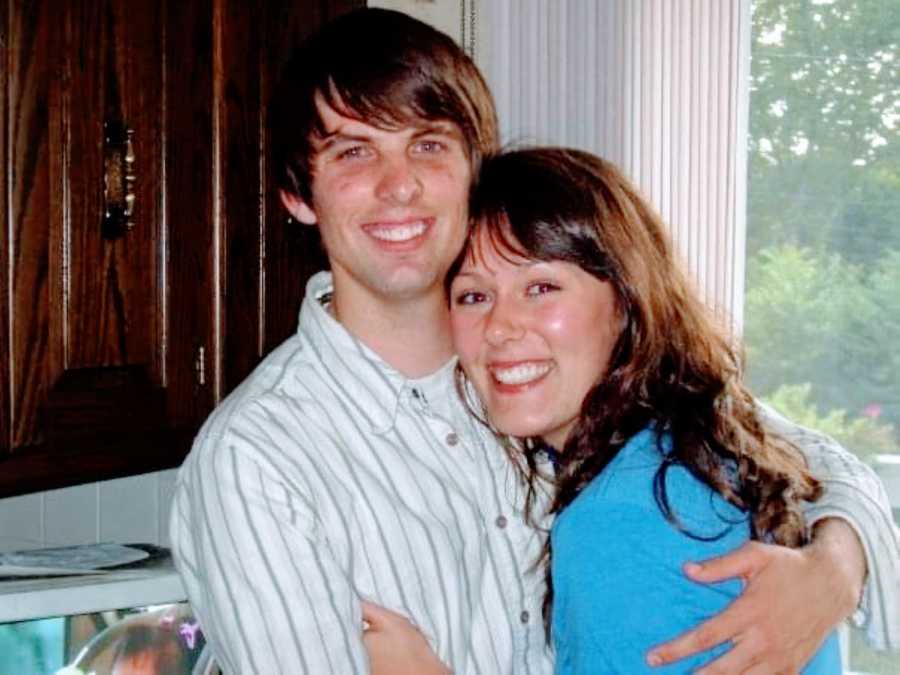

{"left": 315, "top": 131, "right": 371, "bottom": 151}
{"left": 414, "top": 122, "right": 461, "bottom": 138}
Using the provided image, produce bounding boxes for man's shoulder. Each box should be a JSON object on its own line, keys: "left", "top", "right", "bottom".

{"left": 184, "top": 335, "right": 335, "bottom": 462}
{"left": 755, "top": 400, "right": 844, "bottom": 454}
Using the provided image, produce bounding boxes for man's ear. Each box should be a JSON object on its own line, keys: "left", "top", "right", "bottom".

{"left": 280, "top": 189, "right": 318, "bottom": 225}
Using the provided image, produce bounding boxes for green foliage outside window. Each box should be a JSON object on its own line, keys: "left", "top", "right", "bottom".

{"left": 747, "top": 0, "right": 900, "bottom": 455}
{"left": 745, "top": 246, "right": 899, "bottom": 447}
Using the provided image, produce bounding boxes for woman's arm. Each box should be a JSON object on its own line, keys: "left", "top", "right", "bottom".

{"left": 361, "top": 602, "right": 452, "bottom": 675}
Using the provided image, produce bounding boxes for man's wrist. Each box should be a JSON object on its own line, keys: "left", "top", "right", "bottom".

{"left": 809, "top": 517, "right": 867, "bottom": 618}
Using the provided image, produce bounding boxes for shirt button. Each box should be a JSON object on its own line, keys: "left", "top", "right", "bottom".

{"left": 495, "top": 515, "right": 507, "bottom": 529}
{"left": 445, "top": 432, "right": 459, "bottom": 446}
{"left": 520, "top": 611, "right": 530, "bottom": 624}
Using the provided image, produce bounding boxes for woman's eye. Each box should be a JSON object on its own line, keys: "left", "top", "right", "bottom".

{"left": 454, "top": 290, "right": 486, "bottom": 306}
{"left": 526, "top": 282, "right": 560, "bottom": 296}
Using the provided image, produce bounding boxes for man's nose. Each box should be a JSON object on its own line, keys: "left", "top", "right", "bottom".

{"left": 375, "top": 156, "right": 423, "bottom": 204}
{"left": 485, "top": 299, "right": 525, "bottom": 346}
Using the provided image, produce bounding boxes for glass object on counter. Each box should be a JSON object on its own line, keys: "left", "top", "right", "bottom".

{"left": 0, "top": 602, "right": 207, "bottom": 675}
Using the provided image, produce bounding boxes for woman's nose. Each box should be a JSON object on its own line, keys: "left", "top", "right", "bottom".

{"left": 485, "top": 300, "right": 525, "bottom": 346}
{"left": 375, "top": 156, "right": 423, "bottom": 204}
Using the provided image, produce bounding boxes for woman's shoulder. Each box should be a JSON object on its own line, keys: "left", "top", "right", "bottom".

{"left": 558, "top": 427, "right": 749, "bottom": 541}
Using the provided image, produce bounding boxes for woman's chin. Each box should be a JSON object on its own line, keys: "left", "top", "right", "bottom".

{"left": 488, "top": 413, "right": 551, "bottom": 442}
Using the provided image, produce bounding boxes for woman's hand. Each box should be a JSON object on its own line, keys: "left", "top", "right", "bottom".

{"left": 646, "top": 519, "right": 864, "bottom": 673}
{"left": 362, "top": 601, "right": 452, "bottom": 675}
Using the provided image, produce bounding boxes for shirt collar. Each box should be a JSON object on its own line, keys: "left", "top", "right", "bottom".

{"left": 297, "top": 271, "right": 455, "bottom": 435}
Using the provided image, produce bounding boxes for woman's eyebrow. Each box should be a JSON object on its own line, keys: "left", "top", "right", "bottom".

{"left": 452, "top": 269, "right": 479, "bottom": 281}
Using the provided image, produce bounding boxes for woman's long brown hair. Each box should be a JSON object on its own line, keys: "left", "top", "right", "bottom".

{"left": 456, "top": 147, "right": 822, "bottom": 634}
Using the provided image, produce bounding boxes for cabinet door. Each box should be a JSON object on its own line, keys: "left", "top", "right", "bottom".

{"left": 0, "top": 0, "right": 361, "bottom": 497}
{"left": 1, "top": 0, "right": 207, "bottom": 494}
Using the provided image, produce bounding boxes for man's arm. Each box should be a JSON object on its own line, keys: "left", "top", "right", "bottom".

{"left": 763, "top": 402, "right": 900, "bottom": 649}
{"left": 171, "top": 417, "right": 368, "bottom": 675}
{"left": 646, "top": 405, "right": 900, "bottom": 672}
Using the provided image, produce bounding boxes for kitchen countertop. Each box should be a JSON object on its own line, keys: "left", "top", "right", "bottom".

{"left": 0, "top": 548, "right": 186, "bottom": 623}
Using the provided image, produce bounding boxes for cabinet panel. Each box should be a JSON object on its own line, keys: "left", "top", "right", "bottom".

{"left": 63, "top": 0, "right": 163, "bottom": 375}
{"left": 165, "top": 0, "right": 216, "bottom": 425}
{"left": 219, "top": 0, "right": 265, "bottom": 393}
{"left": 9, "top": 0, "right": 54, "bottom": 450}
{"left": 1, "top": 0, "right": 11, "bottom": 451}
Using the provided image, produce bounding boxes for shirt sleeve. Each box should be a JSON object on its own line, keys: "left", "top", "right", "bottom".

{"left": 758, "top": 402, "right": 900, "bottom": 651}
{"left": 170, "top": 407, "right": 369, "bottom": 675}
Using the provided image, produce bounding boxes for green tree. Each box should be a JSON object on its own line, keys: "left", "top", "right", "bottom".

{"left": 764, "top": 383, "right": 895, "bottom": 460}
{"left": 749, "top": 0, "right": 900, "bottom": 263}
{"left": 744, "top": 245, "right": 863, "bottom": 405}
{"left": 854, "top": 249, "right": 900, "bottom": 430}
{"left": 744, "top": 245, "right": 900, "bottom": 435}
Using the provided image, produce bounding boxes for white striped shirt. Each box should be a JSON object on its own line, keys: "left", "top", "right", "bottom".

{"left": 171, "top": 272, "right": 899, "bottom": 673}
{"left": 171, "top": 272, "right": 553, "bottom": 675}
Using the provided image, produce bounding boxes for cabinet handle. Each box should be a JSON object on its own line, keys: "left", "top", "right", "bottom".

{"left": 102, "top": 120, "right": 137, "bottom": 239}
{"left": 194, "top": 345, "right": 206, "bottom": 386}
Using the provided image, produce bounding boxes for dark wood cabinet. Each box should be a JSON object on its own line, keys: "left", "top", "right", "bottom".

{"left": 0, "top": 0, "right": 361, "bottom": 498}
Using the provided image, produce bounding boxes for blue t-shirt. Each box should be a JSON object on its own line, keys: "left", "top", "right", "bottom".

{"left": 550, "top": 428, "right": 841, "bottom": 674}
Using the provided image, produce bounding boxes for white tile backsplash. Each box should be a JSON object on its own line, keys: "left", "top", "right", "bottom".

{"left": 0, "top": 494, "right": 43, "bottom": 546}
{"left": 0, "top": 470, "right": 173, "bottom": 553}
{"left": 156, "top": 469, "right": 179, "bottom": 548}
{"left": 44, "top": 482, "right": 99, "bottom": 546}
{"left": 99, "top": 473, "right": 161, "bottom": 544}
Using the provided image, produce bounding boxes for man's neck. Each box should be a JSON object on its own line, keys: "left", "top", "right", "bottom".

{"left": 329, "top": 286, "right": 454, "bottom": 379}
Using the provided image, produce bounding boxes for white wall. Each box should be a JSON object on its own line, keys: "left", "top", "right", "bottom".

{"left": 367, "top": 0, "right": 471, "bottom": 46}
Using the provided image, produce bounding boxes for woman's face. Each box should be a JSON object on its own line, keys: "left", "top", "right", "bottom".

{"left": 449, "top": 229, "right": 621, "bottom": 449}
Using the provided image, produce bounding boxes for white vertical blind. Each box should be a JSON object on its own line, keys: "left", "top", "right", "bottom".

{"left": 479, "top": 0, "right": 750, "bottom": 329}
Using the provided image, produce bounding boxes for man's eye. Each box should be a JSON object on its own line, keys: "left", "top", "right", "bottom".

{"left": 414, "top": 139, "right": 446, "bottom": 154}
{"left": 454, "top": 291, "right": 486, "bottom": 306}
{"left": 337, "top": 146, "right": 368, "bottom": 160}
{"left": 526, "top": 282, "right": 560, "bottom": 296}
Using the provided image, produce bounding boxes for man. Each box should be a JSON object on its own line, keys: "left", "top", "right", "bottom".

{"left": 170, "top": 8, "right": 899, "bottom": 674}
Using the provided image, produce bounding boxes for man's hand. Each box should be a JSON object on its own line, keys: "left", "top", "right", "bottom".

{"left": 362, "top": 601, "right": 452, "bottom": 675}
{"left": 646, "top": 519, "right": 865, "bottom": 674}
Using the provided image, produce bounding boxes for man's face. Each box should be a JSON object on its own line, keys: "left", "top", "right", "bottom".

{"left": 284, "top": 98, "right": 471, "bottom": 307}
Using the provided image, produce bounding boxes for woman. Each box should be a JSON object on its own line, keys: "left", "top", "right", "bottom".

{"left": 443, "top": 147, "right": 841, "bottom": 673}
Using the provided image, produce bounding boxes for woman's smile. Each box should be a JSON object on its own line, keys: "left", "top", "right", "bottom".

{"left": 489, "top": 360, "right": 554, "bottom": 388}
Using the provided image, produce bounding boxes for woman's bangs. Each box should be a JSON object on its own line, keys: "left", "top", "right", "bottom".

{"left": 468, "top": 208, "right": 537, "bottom": 268}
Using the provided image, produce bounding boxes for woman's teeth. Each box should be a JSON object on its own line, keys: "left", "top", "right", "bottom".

{"left": 491, "top": 362, "right": 551, "bottom": 385}
{"left": 369, "top": 221, "right": 427, "bottom": 242}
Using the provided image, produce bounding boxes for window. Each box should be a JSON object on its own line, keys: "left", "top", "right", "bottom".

{"left": 746, "top": 0, "right": 899, "bottom": 670}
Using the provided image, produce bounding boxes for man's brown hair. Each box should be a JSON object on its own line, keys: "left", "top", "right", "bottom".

{"left": 272, "top": 8, "right": 498, "bottom": 205}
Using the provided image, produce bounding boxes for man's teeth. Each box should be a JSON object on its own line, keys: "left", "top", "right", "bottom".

{"left": 492, "top": 362, "right": 551, "bottom": 385}
{"left": 370, "top": 222, "right": 427, "bottom": 242}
